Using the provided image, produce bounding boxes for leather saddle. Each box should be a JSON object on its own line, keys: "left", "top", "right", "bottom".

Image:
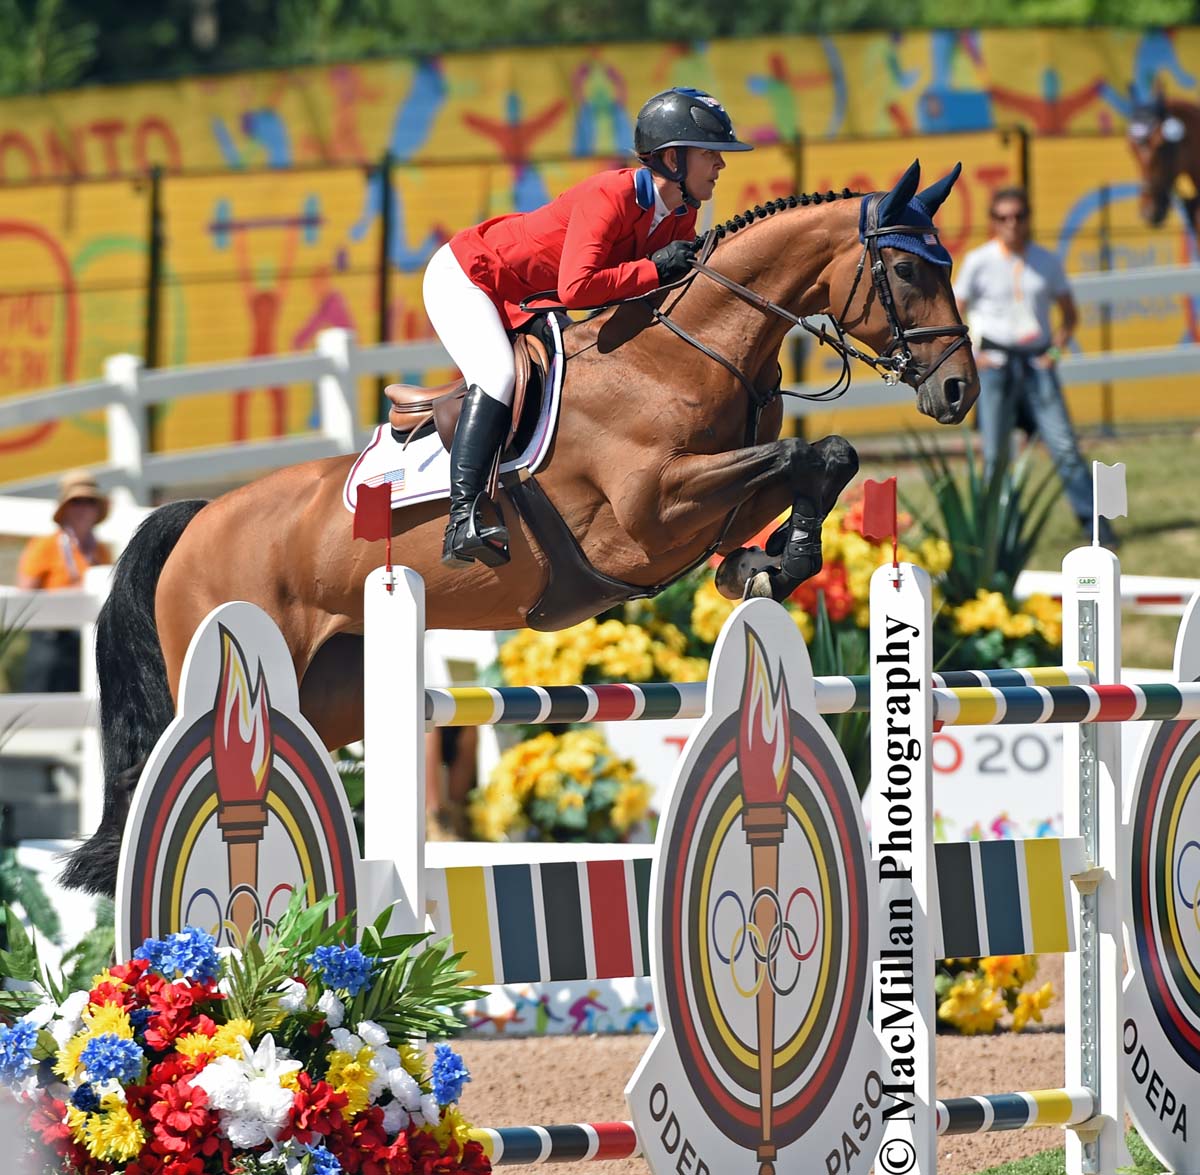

{"left": 384, "top": 329, "right": 550, "bottom": 454}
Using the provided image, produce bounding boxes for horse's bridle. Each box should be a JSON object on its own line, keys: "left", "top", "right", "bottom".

{"left": 652, "top": 191, "right": 972, "bottom": 408}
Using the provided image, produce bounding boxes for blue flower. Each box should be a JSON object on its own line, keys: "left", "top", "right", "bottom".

{"left": 431, "top": 1042, "right": 470, "bottom": 1104}
{"left": 0, "top": 1018, "right": 38, "bottom": 1085}
{"left": 134, "top": 926, "right": 220, "bottom": 982}
{"left": 128, "top": 1007, "right": 152, "bottom": 1031}
{"left": 71, "top": 1083, "right": 101, "bottom": 1112}
{"left": 79, "top": 1034, "right": 144, "bottom": 1085}
{"left": 306, "top": 1144, "right": 342, "bottom": 1175}
{"left": 305, "top": 945, "right": 375, "bottom": 997}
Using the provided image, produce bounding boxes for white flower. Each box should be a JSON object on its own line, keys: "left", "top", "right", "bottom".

{"left": 277, "top": 978, "right": 307, "bottom": 1013}
{"left": 419, "top": 1092, "right": 441, "bottom": 1127}
{"left": 388, "top": 1067, "right": 422, "bottom": 1110}
{"left": 381, "top": 1100, "right": 411, "bottom": 1134}
{"left": 329, "top": 1027, "right": 360, "bottom": 1055}
{"left": 357, "top": 1019, "right": 388, "bottom": 1048}
{"left": 49, "top": 990, "right": 89, "bottom": 1048}
{"left": 26, "top": 1001, "right": 56, "bottom": 1029}
{"left": 191, "top": 1034, "right": 301, "bottom": 1145}
{"left": 317, "top": 990, "right": 344, "bottom": 1028}
{"left": 191, "top": 1057, "right": 250, "bottom": 1113}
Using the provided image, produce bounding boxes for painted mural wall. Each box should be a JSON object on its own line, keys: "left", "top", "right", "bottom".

{"left": 0, "top": 28, "right": 1196, "bottom": 480}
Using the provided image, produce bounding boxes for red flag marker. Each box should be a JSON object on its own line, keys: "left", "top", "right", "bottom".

{"left": 861, "top": 476, "right": 899, "bottom": 587}
{"left": 353, "top": 482, "right": 394, "bottom": 592}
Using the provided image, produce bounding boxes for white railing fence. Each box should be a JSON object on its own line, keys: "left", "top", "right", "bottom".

{"left": 0, "top": 264, "right": 1198, "bottom": 502}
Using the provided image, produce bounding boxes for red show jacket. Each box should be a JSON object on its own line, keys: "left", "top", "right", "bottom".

{"left": 448, "top": 167, "right": 698, "bottom": 330}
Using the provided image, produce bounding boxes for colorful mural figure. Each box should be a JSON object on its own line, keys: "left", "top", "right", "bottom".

{"left": 2, "top": 27, "right": 1200, "bottom": 480}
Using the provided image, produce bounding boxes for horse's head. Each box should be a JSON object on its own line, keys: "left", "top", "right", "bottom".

{"left": 825, "top": 160, "right": 978, "bottom": 425}
{"left": 1128, "top": 92, "right": 1191, "bottom": 226}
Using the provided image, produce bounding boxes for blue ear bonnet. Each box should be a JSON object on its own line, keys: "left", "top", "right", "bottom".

{"left": 859, "top": 195, "right": 954, "bottom": 267}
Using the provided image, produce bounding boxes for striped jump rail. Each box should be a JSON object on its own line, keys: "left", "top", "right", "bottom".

{"left": 470, "top": 1089, "right": 1097, "bottom": 1163}
{"left": 424, "top": 666, "right": 1093, "bottom": 727}
{"left": 931, "top": 680, "right": 1200, "bottom": 727}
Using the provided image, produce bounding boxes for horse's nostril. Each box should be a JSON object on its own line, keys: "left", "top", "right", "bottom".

{"left": 943, "top": 377, "right": 965, "bottom": 406}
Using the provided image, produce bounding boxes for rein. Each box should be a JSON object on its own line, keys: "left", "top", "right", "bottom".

{"left": 671, "top": 199, "right": 971, "bottom": 407}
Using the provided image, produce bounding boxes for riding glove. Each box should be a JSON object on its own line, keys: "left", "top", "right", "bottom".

{"left": 651, "top": 239, "right": 699, "bottom": 285}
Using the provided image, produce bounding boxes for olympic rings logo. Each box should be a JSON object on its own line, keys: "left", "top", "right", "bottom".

{"left": 184, "top": 882, "right": 297, "bottom": 948}
{"left": 711, "top": 886, "right": 821, "bottom": 998}
{"left": 1176, "top": 840, "right": 1200, "bottom": 935}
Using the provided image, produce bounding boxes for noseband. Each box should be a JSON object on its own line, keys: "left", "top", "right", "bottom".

{"left": 659, "top": 191, "right": 971, "bottom": 406}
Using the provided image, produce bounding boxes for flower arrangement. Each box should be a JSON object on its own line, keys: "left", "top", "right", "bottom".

{"left": 0, "top": 897, "right": 490, "bottom": 1175}
{"left": 936, "top": 954, "right": 1056, "bottom": 1035}
{"left": 468, "top": 728, "right": 651, "bottom": 843}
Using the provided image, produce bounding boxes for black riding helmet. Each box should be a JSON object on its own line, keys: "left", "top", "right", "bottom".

{"left": 634, "top": 87, "right": 752, "bottom": 207}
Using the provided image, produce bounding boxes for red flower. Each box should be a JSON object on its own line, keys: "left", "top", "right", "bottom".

{"left": 30, "top": 1097, "right": 72, "bottom": 1148}
{"left": 327, "top": 1105, "right": 389, "bottom": 1174}
{"left": 142, "top": 982, "right": 209, "bottom": 1050}
{"left": 282, "top": 1073, "right": 349, "bottom": 1143}
{"left": 790, "top": 561, "right": 854, "bottom": 622}
{"left": 148, "top": 1078, "right": 215, "bottom": 1152}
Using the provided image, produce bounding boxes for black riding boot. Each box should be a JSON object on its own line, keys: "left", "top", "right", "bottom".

{"left": 442, "top": 386, "right": 512, "bottom": 568}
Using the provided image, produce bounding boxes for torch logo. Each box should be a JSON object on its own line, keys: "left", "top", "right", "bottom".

{"left": 114, "top": 602, "right": 360, "bottom": 958}
{"left": 627, "top": 599, "right": 880, "bottom": 1175}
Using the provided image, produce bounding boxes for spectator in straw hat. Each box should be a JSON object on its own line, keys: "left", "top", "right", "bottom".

{"left": 15, "top": 470, "right": 112, "bottom": 693}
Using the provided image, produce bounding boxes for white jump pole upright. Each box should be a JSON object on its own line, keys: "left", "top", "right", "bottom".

{"left": 869, "top": 558, "right": 938, "bottom": 1173}
{"left": 362, "top": 565, "right": 427, "bottom": 935}
{"left": 1061, "top": 540, "right": 1129, "bottom": 1175}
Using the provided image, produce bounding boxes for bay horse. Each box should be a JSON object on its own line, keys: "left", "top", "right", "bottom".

{"left": 1127, "top": 93, "right": 1200, "bottom": 231}
{"left": 64, "top": 159, "right": 978, "bottom": 895}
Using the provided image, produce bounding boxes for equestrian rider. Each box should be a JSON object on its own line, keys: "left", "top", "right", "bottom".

{"left": 423, "top": 86, "right": 753, "bottom": 568}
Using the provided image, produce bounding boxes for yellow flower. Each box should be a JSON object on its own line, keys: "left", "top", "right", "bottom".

{"left": 786, "top": 607, "right": 813, "bottom": 644}
{"left": 399, "top": 1043, "right": 426, "bottom": 1082}
{"left": 67, "top": 1105, "right": 90, "bottom": 1145}
{"left": 918, "top": 537, "right": 953, "bottom": 576}
{"left": 1012, "top": 982, "right": 1055, "bottom": 1032}
{"left": 82, "top": 1002, "right": 133, "bottom": 1040}
{"left": 691, "top": 579, "right": 736, "bottom": 645}
{"left": 431, "top": 1104, "right": 473, "bottom": 1148}
{"left": 936, "top": 976, "right": 1005, "bottom": 1035}
{"left": 981, "top": 955, "right": 1035, "bottom": 991}
{"left": 327, "top": 1046, "right": 377, "bottom": 1116}
{"left": 55, "top": 1032, "right": 88, "bottom": 1080}
{"left": 557, "top": 790, "right": 585, "bottom": 813}
{"left": 610, "top": 781, "right": 651, "bottom": 833}
{"left": 83, "top": 1095, "right": 146, "bottom": 1163}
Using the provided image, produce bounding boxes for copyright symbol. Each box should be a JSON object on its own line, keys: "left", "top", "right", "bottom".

{"left": 879, "top": 1138, "right": 917, "bottom": 1174}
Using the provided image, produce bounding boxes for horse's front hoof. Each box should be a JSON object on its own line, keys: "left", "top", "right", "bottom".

{"left": 715, "top": 546, "right": 777, "bottom": 600}
{"left": 745, "top": 570, "right": 776, "bottom": 600}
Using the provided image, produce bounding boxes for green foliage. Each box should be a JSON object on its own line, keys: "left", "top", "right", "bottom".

{"left": 59, "top": 899, "right": 115, "bottom": 992}
{"left": 902, "top": 435, "right": 1065, "bottom": 671}
{"left": 3, "top": 0, "right": 1199, "bottom": 92}
{"left": 807, "top": 594, "right": 871, "bottom": 791}
{"left": 0, "top": 812, "right": 60, "bottom": 952}
{"left": 217, "top": 891, "right": 484, "bottom": 1046}
{"left": 0, "top": 0, "right": 97, "bottom": 95}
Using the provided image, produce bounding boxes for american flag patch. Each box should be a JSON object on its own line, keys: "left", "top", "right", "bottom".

{"left": 367, "top": 468, "right": 406, "bottom": 492}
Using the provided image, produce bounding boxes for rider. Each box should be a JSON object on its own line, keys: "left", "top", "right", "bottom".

{"left": 423, "top": 86, "right": 753, "bottom": 567}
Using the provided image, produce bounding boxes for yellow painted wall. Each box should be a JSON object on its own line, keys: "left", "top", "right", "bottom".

{"left": 0, "top": 28, "right": 1196, "bottom": 478}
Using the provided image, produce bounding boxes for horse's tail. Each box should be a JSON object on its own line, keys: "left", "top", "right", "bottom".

{"left": 60, "top": 498, "right": 209, "bottom": 895}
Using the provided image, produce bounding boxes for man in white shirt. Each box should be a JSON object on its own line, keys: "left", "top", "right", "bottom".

{"left": 954, "top": 187, "right": 1116, "bottom": 546}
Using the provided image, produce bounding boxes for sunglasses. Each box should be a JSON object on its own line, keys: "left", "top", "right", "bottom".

{"left": 991, "top": 211, "right": 1029, "bottom": 223}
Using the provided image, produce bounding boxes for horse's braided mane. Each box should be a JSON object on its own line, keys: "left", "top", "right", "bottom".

{"left": 705, "top": 188, "right": 861, "bottom": 241}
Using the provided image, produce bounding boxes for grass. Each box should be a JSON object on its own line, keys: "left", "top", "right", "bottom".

{"left": 974, "top": 1127, "right": 1161, "bottom": 1174}
{"left": 858, "top": 428, "right": 1200, "bottom": 670}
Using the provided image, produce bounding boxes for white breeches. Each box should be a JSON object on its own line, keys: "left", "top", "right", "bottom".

{"left": 422, "top": 242, "right": 516, "bottom": 407}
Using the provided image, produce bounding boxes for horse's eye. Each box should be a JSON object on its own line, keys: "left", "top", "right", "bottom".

{"left": 894, "top": 261, "right": 916, "bottom": 282}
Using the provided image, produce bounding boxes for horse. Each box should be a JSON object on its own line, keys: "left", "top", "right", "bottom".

{"left": 64, "top": 158, "right": 978, "bottom": 895}
{"left": 1127, "top": 93, "right": 1200, "bottom": 231}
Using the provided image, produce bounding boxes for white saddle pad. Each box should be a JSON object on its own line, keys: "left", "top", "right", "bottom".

{"left": 342, "top": 314, "right": 564, "bottom": 515}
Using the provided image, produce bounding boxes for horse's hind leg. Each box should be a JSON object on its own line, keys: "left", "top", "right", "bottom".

{"left": 298, "top": 633, "right": 366, "bottom": 751}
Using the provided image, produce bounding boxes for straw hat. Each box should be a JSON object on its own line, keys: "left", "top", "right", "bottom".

{"left": 53, "top": 469, "right": 109, "bottom": 526}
